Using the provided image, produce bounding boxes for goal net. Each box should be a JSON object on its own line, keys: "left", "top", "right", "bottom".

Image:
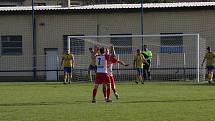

{"left": 66, "top": 34, "right": 204, "bottom": 82}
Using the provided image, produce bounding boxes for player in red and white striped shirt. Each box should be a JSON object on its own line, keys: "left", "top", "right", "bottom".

{"left": 91, "top": 47, "right": 118, "bottom": 103}
{"left": 103, "top": 46, "right": 129, "bottom": 100}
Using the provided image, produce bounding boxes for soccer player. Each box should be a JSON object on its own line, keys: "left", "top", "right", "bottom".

{"left": 133, "top": 49, "right": 147, "bottom": 84}
{"left": 142, "top": 45, "right": 153, "bottom": 80}
{"left": 201, "top": 46, "right": 215, "bottom": 84}
{"left": 103, "top": 47, "right": 129, "bottom": 100}
{"left": 61, "top": 49, "right": 74, "bottom": 84}
{"left": 92, "top": 47, "right": 117, "bottom": 103}
{"left": 88, "top": 47, "right": 97, "bottom": 82}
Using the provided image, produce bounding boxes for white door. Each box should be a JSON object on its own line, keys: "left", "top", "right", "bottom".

{"left": 46, "top": 49, "right": 58, "bottom": 80}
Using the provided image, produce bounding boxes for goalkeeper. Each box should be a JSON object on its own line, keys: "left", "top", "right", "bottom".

{"left": 142, "top": 45, "right": 152, "bottom": 80}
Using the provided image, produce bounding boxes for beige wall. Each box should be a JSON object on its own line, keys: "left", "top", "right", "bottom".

{"left": 1, "top": 9, "right": 215, "bottom": 78}
{"left": 0, "top": 15, "right": 32, "bottom": 76}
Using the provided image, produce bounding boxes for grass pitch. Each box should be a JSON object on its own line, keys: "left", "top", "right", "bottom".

{"left": 0, "top": 81, "right": 215, "bottom": 121}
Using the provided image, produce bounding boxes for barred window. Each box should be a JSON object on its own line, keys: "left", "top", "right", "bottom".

{"left": 1, "top": 35, "right": 22, "bottom": 55}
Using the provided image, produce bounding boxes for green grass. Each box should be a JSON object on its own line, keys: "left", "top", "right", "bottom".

{"left": 0, "top": 81, "right": 215, "bottom": 121}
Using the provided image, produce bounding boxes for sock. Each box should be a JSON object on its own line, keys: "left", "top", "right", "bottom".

{"left": 70, "top": 74, "right": 72, "bottom": 82}
{"left": 136, "top": 76, "right": 139, "bottom": 82}
{"left": 140, "top": 76, "right": 144, "bottom": 83}
{"left": 103, "top": 88, "right": 107, "bottom": 99}
{"left": 92, "top": 89, "right": 97, "bottom": 99}
{"left": 208, "top": 73, "right": 212, "bottom": 80}
{"left": 64, "top": 74, "right": 68, "bottom": 82}
{"left": 107, "top": 88, "right": 111, "bottom": 100}
{"left": 88, "top": 71, "right": 92, "bottom": 81}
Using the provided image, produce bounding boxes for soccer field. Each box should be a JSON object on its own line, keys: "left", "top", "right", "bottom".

{"left": 0, "top": 81, "right": 215, "bottom": 121}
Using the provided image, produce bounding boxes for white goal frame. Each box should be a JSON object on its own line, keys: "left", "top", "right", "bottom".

{"left": 67, "top": 34, "right": 200, "bottom": 83}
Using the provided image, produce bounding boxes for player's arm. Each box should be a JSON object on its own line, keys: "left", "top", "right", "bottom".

{"left": 71, "top": 55, "right": 75, "bottom": 68}
{"left": 201, "top": 55, "right": 206, "bottom": 67}
{"left": 142, "top": 55, "right": 149, "bottom": 65}
{"left": 110, "top": 45, "right": 116, "bottom": 56}
{"left": 133, "top": 56, "right": 137, "bottom": 69}
{"left": 60, "top": 56, "right": 65, "bottom": 68}
{"left": 148, "top": 50, "right": 153, "bottom": 59}
{"left": 118, "top": 60, "right": 129, "bottom": 66}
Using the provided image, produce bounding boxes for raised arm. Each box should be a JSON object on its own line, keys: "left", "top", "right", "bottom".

{"left": 201, "top": 55, "right": 206, "bottom": 67}
{"left": 118, "top": 60, "right": 129, "bottom": 66}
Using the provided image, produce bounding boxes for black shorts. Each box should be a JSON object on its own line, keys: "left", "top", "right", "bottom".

{"left": 143, "top": 63, "right": 150, "bottom": 70}
{"left": 88, "top": 65, "right": 97, "bottom": 71}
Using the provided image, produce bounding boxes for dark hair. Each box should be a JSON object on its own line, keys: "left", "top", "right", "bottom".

{"left": 89, "top": 48, "right": 92, "bottom": 50}
{"left": 100, "top": 47, "right": 105, "bottom": 54}
{"left": 207, "top": 46, "right": 211, "bottom": 51}
{"left": 137, "top": 49, "right": 140, "bottom": 51}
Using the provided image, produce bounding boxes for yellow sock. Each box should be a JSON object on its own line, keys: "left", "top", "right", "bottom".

{"left": 140, "top": 76, "right": 143, "bottom": 82}
{"left": 64, "top": 73, "right": 68, "bottom": 82}
{"left": 208, "top": 72, "right": 213, "bottom": 80}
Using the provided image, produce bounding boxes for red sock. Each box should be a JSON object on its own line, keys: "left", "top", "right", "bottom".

{"left": 103, "top": 88, "right": 107, "bottom": 98}
{"left": 93, "top": 89, "right": 97, "bottom": 99}
{"left": 107, "top": 88, "right": 111, "bottom": 99}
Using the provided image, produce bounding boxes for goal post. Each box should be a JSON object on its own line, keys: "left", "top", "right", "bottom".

{"left": 66, "top": 33, "right": 204, "bottom": 82}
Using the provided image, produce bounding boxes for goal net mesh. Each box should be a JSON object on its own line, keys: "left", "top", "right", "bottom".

{"left": 66, "top": 34, "right": 205, "bottom": 82}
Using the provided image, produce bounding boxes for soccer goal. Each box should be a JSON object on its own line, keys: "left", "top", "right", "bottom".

{"left": 66, "top": 34, "right": 205, "bottom": 83}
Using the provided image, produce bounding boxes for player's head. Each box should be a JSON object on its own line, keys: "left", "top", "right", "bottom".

{"left": 137, "top": 49, "right": 141, "bottom": 54}
{"left": 65, "top": 49, "right": 70, "bottom": 54}
{"left": 207, "top": 46, "right": 211, "bottom": 52}
{"left": 144, "top": 45, "right": 147, "bottom": 51}
{"left": 94, "top": 44, "right": 100, "bottom": 52}
{"left": 89, "top": 48, "right": 93, "bottom": 53}
{"left": 100, "top": 47, "right": 105, "bottom": 54}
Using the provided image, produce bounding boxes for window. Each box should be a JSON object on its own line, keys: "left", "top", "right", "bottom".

{"left": 34, "top": 3, "right": 46, "bottom": 6}
{"left": 110, "top": 34, "right": 132, "bottom": 54}
{"left": 63, "top": 35, "right": 85, "bottom": 55}
{"left": 1, "top": 35, "right": 22, "bottom": 55}
{"left": 160, "top": 33, "right": 183, "bottom": 53}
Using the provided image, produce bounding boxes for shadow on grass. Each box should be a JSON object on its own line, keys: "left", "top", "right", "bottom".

{"left": 120, "top": 98, "right": 215, "bottom": 104}
{"left": 0, "top": 100, "right": 94, "bottom": 107}
{"left": 1, "top": 98, "right": 215, "bottom": 106}
{"left": 176, "top": 83, "right": 215, "bottom": 86}
{"left": 0, "top": 101, "right": 77, "bottom": 107}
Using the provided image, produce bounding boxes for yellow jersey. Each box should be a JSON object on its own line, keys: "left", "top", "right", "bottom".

{"left": 90, "top": 52, "right": 98, "bottom": 65}
{"left": 134, "top": 54, "right": 145, "bottom": 68}
{"left": 62, "top": 54, "right": 74, "bottom": 67}
{"left": 204, "top": 52, "right": 215, "bottom": 66}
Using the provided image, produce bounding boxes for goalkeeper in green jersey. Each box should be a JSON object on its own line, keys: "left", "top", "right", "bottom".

{"left": 142, "top": 45, "right": 152, "bottom": 80}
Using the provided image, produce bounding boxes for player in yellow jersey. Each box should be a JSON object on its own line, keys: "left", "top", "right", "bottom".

{"left": 61, "top": 49, "right": 74, "bottom": 84}
{"left": 201, "top": 46, "right": 215, "bottom": 84}
{"left": 133, "top": 49, "right": 148, "bottom": 84}
{"left": 88, "top": 47, "right": 98, "bottom": 82}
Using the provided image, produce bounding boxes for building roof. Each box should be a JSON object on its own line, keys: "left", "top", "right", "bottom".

{"left": 0, "top": 2, "right": 215, "bottom": 12}
{"left": 0, "top": 0, "right": 25, "bottom": 2}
